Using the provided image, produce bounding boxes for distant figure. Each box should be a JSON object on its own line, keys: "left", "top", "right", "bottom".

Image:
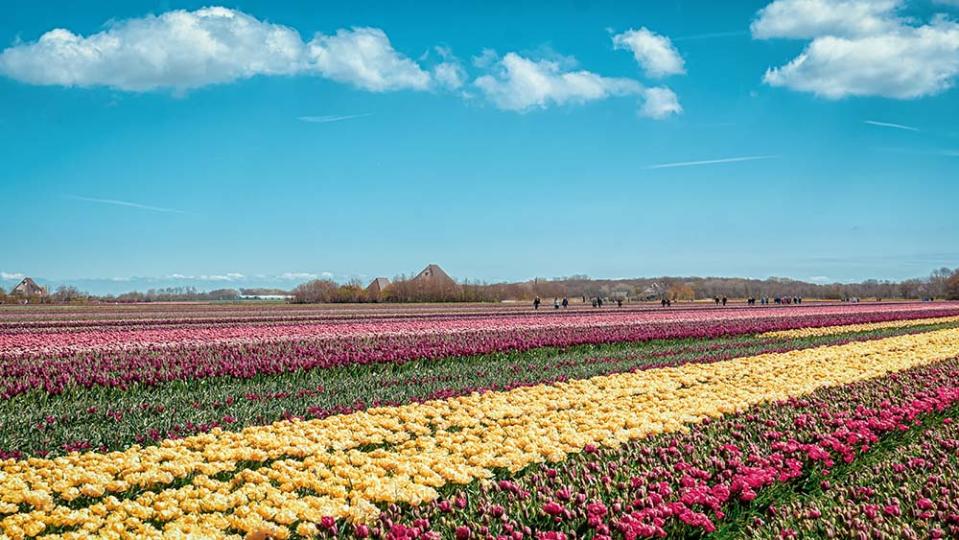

{"left": 553, "top": 298, "right": 560, "bottom": 309}
{"left": 597, "top": 297, "right": 604, "bottom": 308}
{"left": 666, "top": 298, "right": 672, "bottom": 307}
{"left": 617, "top": 298, "right": 623, "bottom": 308}
{"left": 582, "top": 296, "right": 587, "bottom": 303}
{"left": 562, "top": 297, "right": 569, "bottom": 308}
{"left": 591, "top": 298, "right": 598, "bottom": 308}
{"left": 533, "top": 296, "right": 541, "bottom": 310}
{"left": 661, "top": 298, "right": 667, "bottom": 307}
{"left": 714, "top": 296, "right": 720, "bottom": 305}
{"left": 721, "top": 296, "right": 727, "bottom": 306}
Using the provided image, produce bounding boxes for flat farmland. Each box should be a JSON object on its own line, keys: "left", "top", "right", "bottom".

{"left": 3, "top": 301, "right": 959, "bottom": 539}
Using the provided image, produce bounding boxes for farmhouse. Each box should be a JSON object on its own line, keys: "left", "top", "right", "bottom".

{"left": 366, "top": 277, "right": 391, "bottom": 296}
{"left": 412, "top": 264, "right": 455, "bottom": 287}
{"left": 11, "top": 277, "right": 45, "bottom": 297}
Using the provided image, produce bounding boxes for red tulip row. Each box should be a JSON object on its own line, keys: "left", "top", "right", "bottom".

{"left": 3, "top": 303, "right": 956, "bottom": 358}
{"left": 4, "top": 305, "right": 959, "bottom": 401}
{"left": 367, "top": 358, "right": 959, "bottom": 539}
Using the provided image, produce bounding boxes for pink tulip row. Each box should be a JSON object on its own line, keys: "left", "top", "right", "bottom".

{"left": 374, "top": 359, "right": 959, "bottom": 539}
{"left": 3, "top": 305, "right": 959, "bottom": 399}
{"left": 2, "top": 303, "right": 957, "bottom": 358}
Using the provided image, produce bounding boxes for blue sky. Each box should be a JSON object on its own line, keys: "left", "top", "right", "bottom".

{"left": 1, "top": 0, "right": 958, "bottom": 290}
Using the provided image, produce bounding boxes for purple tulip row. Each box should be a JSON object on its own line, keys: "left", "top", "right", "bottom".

{"left": 5, "top": 307, "right": 959, "bottom": 399}
{"left": 358, "top": 358, "right": 959, "bottom": 539}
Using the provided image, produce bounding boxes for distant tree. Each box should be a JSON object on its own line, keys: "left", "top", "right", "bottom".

{"left": 946, "top": 271, "right": 959, "bottom": 300}
{"left": 929, "top": 267, "right": 954, "bottom": 299}
{"left": 667, "top": 283, "right": 695, "bottom": 301}
{"left": 206, "top": 289, "right": 240, "bottom": 301}
{"left": 51, "top": 286, "right": 87, "bottom": 303}
{"left": 291, "top": 279, "right": 339, "bottom": 303}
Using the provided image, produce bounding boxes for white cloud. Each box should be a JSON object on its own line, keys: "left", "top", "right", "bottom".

{"left": 612, "top": 28, "right": 685, "bottom": 77}
{"left": 167, "top": 273, "right": 245, "bottom": 281}
{"left": 640, "top": 87, "right": 682, "bottom": 118}
{"left": 763, "top": 21, "right": 959, "bottom": 99}
{"left": 474, "top": 52, "right": 644, "bottom": 110}
{"left": 306, "top": 27, "right": 430, "bottom": 91}
{"left": 754, "top": 0, "right": 959, "bottom": 99}
{"left": 429, "top": 46, "right": 466, "bottom": 90}
{"left": 0, "top": 7, "right": 305, "bottom": 91}
{"left": 751, "top": 0, "right": 903, "bottom": 39}
{"left": 0, "top": 7, "right": 441, "bottom": 94}
{"left": 433, "top": 61, "right": 466, "bottom": 90}
{"left": 279, "top": 272, "right": 319, "bottom": 280}
{"left": 1, "top": 272, "right": 25, "bottom": 281}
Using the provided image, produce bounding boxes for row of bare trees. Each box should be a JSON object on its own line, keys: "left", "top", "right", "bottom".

{"left": 5, "top": 268, "right": 959, "bottom": 305}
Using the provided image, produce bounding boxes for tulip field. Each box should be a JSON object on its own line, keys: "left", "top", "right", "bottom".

{"left": 3, "top": 302, "right": 959, "bottom": 539}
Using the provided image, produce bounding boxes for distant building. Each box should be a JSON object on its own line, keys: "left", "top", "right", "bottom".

{"left": 413, "top": 264, "right": 455, "bottom": 286}
{"left": 366, "top": 277, "right": 391, "bottom": 296}
{"left": 11, "top": 277, "right": 45, "bottom": 297}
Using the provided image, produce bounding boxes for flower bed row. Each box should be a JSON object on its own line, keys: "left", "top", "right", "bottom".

{"left": 2, "top": 329, "right": 958, "bottom": 538}
{"left": 5, "top": 306, "right": 959, "bottom": 399}
{"left": 760, "top": 314, "right": 959, "bottom": 339}
{"left": 742, "top": 412, "right": 959, "bottom": 539}
{"left": 2, "top": 303, "right": 956, "bottom": 357}
{"left": 372, "top": 358, "right": 959, "bottom": 540}
{"left": 4, "top": 321, "right": 957, "bottom": 460}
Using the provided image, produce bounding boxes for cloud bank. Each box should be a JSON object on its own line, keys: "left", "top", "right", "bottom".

{"left": 0, "top": 6, "right": 684, "bottom": 119}
{"left": 0, "top": 7, "right": 442, "bottom": 93}
{"left": 612, "top": 27, "right": 685, "bottom": 78}
{"left": 753, "top": 0, "right": 959, "bottom": 99}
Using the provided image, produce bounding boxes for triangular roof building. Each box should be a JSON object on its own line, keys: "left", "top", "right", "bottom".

{"left": 12, "top": 277, "right": 45, "bottom": 296}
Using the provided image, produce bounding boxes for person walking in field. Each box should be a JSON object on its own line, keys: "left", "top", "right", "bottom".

{"left": 562, "top": 297, "right": 569, "bottom": 308}
{"left": 721, "top": 296, "right": 727, "bottom": 306}
{"left": 554, "top": 298, "right": 560, "bottom": 309}
{"left": 533, "top": 296, "right": 541, "bottom": 310}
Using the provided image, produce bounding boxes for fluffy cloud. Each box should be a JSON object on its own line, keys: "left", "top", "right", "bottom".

{"left": 306, "top": 27, "right": 430, "bottom": 91}
{"left": 754, "top": 0, "right": 959, "bottom": 99}
{"left": 429, "top": 46, "right": 467, "bottom": 90}
{"left": 474, "top": 52, "right": 681, "bottom": 119}
{"left": 612, "top": 28, "right": 685, "bottom": 77}
{"left": 474, "top": 53, "right": 635, "bottom": 109}
{"left": 640, "top": 87, "right": 683, "bottom": 118}
{"left": 751, "top": 0, "right": 903, "bottom": 39}
{"left": 0, "top": 7, "right": 305, "bottom": 91}
{"left": 0, "top": 7, "right": 437, "bottom": 93}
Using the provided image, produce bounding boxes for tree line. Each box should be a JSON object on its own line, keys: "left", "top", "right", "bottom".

{"left": 289, "top": 267, "right": 959, "bottom": 304}
{"left": 3, "top": 268, "right": 959, "bottom": 305}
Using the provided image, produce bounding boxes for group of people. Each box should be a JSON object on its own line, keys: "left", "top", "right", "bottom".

{"left": 533, "top": 296, "right": 570, "bottom": 310}
{"left": 532, "top": 294, "right": 805, "bottom": 310}
{"left": 747, "top": 296, "right": 803, "bottom": 305}
{"left": 532, "top": 296, "right": 625, "bottom": 309}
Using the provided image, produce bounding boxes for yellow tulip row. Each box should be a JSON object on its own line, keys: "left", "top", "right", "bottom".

{"left": 759, "top": 314, "right": 959, "bottom": 339}
{"left": 3, "top": 328, "right": 959, "bottom": 539}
